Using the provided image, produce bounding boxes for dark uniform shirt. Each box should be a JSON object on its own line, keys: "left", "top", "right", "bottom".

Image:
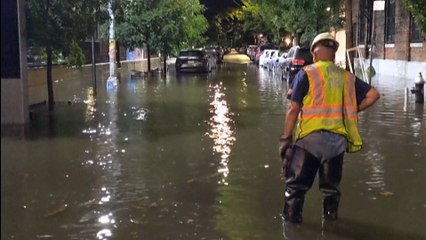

{"left": 287, "top": 69, "right": 372, "bottom": 160}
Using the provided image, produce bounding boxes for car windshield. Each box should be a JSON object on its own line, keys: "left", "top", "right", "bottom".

{"left": 179, "top": 51, "right": 204, "bottom": 58}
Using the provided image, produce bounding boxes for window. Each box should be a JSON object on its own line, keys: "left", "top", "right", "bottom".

{"left": 287, "top": 48, "right": 295, "bottom": 58}
{"left": 385, "top": 0, "right": 395, "bottom": 43}
{"left": 358, "top": 0, "right": 371, "bottom": 45}
{"left": 353, "top": 23, "right": 358, "bottom": 45}
{"left": 411, "top": 16, "right": 422, "bottom": 43}
{"left": 359, "top": 16, "right": 366, "bottom": 44}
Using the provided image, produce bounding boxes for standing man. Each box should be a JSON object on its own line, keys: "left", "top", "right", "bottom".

{"left": 279, "top": 32, "right": 380, "bottom": 224}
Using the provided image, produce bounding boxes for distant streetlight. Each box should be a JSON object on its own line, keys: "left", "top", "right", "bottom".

{"left": 326, "top": 7, "right": 331, "bottom": 12}
{"left": 285, "top": 38, "right": 291, "bottom": 46}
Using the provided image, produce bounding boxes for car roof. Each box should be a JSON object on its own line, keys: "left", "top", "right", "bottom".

{"left": 178, "top": 49, "right": 206, "bottom": 57}
{"left": 181, "top": 48, "right": 204, "bottom": 51}
{"left": 290, "top": 45, "right": 310, "bottom": 50}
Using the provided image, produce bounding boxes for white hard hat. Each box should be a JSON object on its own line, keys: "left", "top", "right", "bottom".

{"left": 310, "top": 32, "right": 339, "bottom": 54}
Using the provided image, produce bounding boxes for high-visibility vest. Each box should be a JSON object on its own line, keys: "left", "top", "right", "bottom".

{"left": 295, "top": 61, "right": 362, "bottom": 153}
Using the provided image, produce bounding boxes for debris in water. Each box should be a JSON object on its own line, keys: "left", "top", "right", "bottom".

{"left": 130, "top": 219, "right": 142, "bottom": 224}
{"left": 79, "top": 198, "right": 96, "bottom": 207}
{"left": 149, "top": 202, "right": 159, "bottom": 208}
{"left": 380, "top": 191, "right": 394, "bottom": 196}
{"left": 44, "top": 204, "right": 67, "bottom": 218}
{"left": 36, "top": 235, "right": 54, "bottom": 238}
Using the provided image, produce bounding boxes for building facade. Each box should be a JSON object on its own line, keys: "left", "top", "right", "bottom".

{"left": 351, "top": 0, "right": 425, "bottom": 80}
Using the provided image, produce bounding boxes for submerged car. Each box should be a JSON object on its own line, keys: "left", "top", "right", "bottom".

{"left": 175, "top": 49, "right": 212, "bottom": 73}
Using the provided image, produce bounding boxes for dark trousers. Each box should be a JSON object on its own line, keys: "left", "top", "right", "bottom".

{"left": 283, "top": 146, "right": 344, "bottom": 223}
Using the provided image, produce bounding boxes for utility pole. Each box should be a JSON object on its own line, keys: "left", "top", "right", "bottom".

{"left": 345, "top": 0, "right": 353, "bottom": 71}
{"left": 369, "top": 1, "right": 385, "bottom": 84}
{"left": 107, "top": 0, "right": 118, "bottom": 90}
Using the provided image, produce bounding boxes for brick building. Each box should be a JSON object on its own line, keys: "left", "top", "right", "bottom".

{"left": 350, "top": 0, "right": 425, "bottom": 80}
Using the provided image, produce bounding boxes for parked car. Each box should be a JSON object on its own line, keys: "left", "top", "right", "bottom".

{"left": 273, "top": 51, "right": 288, "bottom": 75}
{"left": 274, "top": 51, "right": 288, "bottom": 70}
{"left": 175, "top": 48, "right": 212, "bottom": 73}
{"left": 265, "top": 49, "right": 280, "bottom": 71}
{"left": 265, "top": 50, "right": 287, "bottom": 73}
{"left": 259, "top": 49, "right": 277, "bottom": 67}
{"left": 281, "top": 45, "right": 313, "bottom": 85}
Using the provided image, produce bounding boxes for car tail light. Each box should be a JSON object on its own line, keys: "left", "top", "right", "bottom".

{"left": 292, "top": 58, "right": 305, "bottom": 66}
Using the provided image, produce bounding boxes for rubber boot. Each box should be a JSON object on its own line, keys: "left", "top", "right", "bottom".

{"left": 319, "top": 152, "right": 343, "bottom": 221}
{"left": 322, "top": 195, "right": 339, "bottom": 220}
{"left": 283, "top": 196, "right": 304, "bottom": 224}
{"left": 283, "top": 147, "right": 318, "bottom": 224}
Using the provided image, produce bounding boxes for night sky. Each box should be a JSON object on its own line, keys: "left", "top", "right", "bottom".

{"left": 201, "top": 0, "right": 243, "bottom": 20}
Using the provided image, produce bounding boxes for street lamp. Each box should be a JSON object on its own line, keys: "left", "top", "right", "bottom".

{"left": 258, "top": 34, "right": 263, "bottom": 45}
{"left": 285, "top": 38, "right": 291, "bottom": 47}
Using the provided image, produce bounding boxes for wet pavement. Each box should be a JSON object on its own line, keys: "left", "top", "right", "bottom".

{"left": 1, "top": 62, "right": 426, "bottom": 240}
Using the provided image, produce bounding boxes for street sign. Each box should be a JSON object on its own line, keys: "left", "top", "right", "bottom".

{"left": 373, "top": 1, "right": 385, "bottom": 11}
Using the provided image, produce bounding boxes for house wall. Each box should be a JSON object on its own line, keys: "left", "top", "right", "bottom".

{"left": 351, "top": 0, "right": 425, "bottom": 79}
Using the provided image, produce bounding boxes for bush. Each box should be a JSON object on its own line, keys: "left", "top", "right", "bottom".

{"left": 66, "top": 41, "right": 86, "bottom": 68}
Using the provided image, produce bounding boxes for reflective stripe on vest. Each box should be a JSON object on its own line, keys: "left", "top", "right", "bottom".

{"left": 295, "top": 61, "right": 362, "bottom": 153}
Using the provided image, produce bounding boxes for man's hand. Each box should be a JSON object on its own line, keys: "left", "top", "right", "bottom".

{"left": 279, "top": 135, "right": 292, "bottom": 159}
{"left": 279, "top": 135, "right": 293, "bottom": 179}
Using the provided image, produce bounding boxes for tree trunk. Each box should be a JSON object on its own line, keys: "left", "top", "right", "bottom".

{"left": 116, "top": 40, "right": 121, "bottom": 68}
{"left": 162, "top": 49, "right": 167, "bottom": 76}
{"left": 46, "top": 47, "right": 54, "bottom": 111}
{"left": 147, "top": 43, "right": 151, "bottom": 72}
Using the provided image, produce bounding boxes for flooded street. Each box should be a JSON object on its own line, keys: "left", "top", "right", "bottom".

{"left": 1, "top": 62, "right": 425, "bottom": 240}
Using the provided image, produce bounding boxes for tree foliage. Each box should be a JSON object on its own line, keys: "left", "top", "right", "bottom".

{"left": 26, "top": 0, "right": 108, "bottom": 59}
{"left": 67, "top": 40, "right": 86, "bottom": 68}
{"left": 213, "top": 9, "right": 250, "bottom": 47}
{"left": 115, "top": 0, "right": 208, "bottom": 55}
{"left": 404, "top": 0, "right": 426, "bottom": 39}
{"left": 225, "top": 0, "right": 343, "bottom": 47}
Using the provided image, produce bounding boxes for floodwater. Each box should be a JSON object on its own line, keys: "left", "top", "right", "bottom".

{"left": 1, "top": 62, "right": 425, "bottom": 240}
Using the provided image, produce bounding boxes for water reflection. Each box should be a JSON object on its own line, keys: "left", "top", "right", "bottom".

{"left": 132, "top": 107, "right": 148, "bottom": 121}
{"left": 411, "top": 104, "right": 425, "bottom": 139}
{"left": 79, "top": 85, "right": 122, "bottom": 239}
{"left": 84, "top": 87, "right": 96, "bottom": 122}
{"left": 363, "top": 150, "right": 386, "bottom": 196}
{"left": 96, "top": 87, "right": 120, "bottom": 239}
{"left": 96, "top": 228, "right": 112, "bottom": 239}
{"left": 206, "top": 82, "right": 236, "bottom": 186}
